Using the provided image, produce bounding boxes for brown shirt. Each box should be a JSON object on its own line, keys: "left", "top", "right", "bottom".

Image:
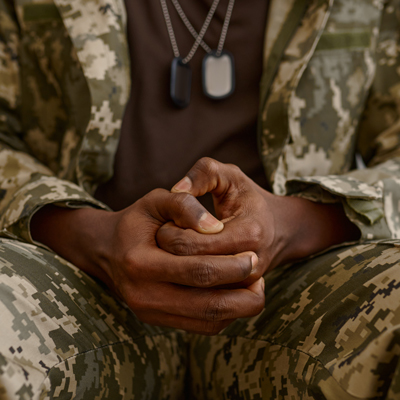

{"left": 95, "top": 0, "right": 269, "bottom": 211}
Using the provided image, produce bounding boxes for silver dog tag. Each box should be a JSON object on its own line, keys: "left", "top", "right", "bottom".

{"left": 202, "top": 50, "right": 235, "bottom": 100}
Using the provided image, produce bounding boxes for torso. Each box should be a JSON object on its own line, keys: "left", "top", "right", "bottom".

{"left": 95, "top": 0, "right": 270, "bottom": 211}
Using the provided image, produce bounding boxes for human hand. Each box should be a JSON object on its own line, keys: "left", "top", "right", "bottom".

{"left": 31, "top": 190, "right": 265, "bottom": 335}
{"left": 157, "top": 158, "right": 361, "bottom": 286}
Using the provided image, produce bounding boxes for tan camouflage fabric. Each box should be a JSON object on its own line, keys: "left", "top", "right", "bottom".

{"left": 0, "top": 238, "right": 187, "bottom": 399}
{"left": 1, "top": 0, "right": 400, "bottom": 398}
{"left": 0, "top": 0, "right": 399, "bottom": 244}
{"left": 259, "top": 0, "right": 400, "bottom": 243}
{"left": 3, "top": 232, "right": 400, "bottom": 399}
{"left": 190, "top": 240, "right": 400, "bottom": 400}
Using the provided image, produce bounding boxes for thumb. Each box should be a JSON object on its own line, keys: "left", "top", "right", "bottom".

{"left": 171, "top": 157, "right": 239, "bottom": 199}
{"left": 146, "top": 190, "right": 224, "bottom": 234}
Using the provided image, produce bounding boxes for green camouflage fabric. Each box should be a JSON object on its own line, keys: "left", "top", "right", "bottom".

{"left": 0, "top": 238, "right": 187, "bottom": 399}
{"left": 2, "top": 0, "right": 400, "bottom": 398}
{"left": 260, "top": 0, "right": 400, "bottom": 243}
{"left": 189, "top": 240, "right": 400, "bottom": 400}
{"left": 0, "top": 0, "right": 399, "bottom": 245}
{"left": 0, "top": 0, "right": 130, "bottom": 244}
{"left": 3, "top": 235, "right": 400, "bottom": 399}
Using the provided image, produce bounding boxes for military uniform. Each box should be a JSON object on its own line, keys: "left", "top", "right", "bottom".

{"left": 1, "top": 0, "right": 400, "bottom": 398}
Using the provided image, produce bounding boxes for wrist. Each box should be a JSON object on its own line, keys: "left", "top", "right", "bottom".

{"left": 31, "top": 205, "right": 115, "bottom": 285}
{"left": 267, "top": 195, "right": 360, "bottom": 267}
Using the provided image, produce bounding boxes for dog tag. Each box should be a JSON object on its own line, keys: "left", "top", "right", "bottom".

{"left": 202, "top": 50, "right": 235, "bottom": 100}
{"left": 170, "top": 57, "right": 192, "bottom": 108}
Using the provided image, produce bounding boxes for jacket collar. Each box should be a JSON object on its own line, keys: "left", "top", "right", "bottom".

{"left": 260, "top": 0, "right": 333, "bottom": 108}
{"left": 263, "top": 0, "right": 297, "bottom": 69}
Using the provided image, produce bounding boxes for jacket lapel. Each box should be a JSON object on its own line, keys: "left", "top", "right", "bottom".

{"left": 261, "top": 0, "right": 304, "bottom": 96}
{"left": 53, "top": 0, "right": 130, "bottom": 193}
{"left": 259, "top": 0, "right": 334, "bottom": 193}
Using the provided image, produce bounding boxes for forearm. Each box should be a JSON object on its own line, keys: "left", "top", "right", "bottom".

{"left": 31, "top": 205, "right": 114, "bottom": 285}
{"left": 269, "top": 195, "right": 361, "bottom": 268}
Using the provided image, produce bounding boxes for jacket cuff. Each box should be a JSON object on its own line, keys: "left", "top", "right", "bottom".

{"left": 0, "top": 174, "right": 109, "bottom": 243}
{"left": 285, "top": 175, "right": 394, "bottom": 241}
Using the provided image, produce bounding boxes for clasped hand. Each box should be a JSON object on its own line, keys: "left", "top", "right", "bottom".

{"left": 155, "top": 157, "right": 360, "bottom": 333}
{"left": 32, "top": 158, "right": 359, "bottom": 335}
{"left": 158, "top": 157, "right": 284, "bottom": 287}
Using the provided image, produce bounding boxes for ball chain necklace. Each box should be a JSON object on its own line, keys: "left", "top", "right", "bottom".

{"left": 160, "top": 0, "right": 236, "bottom": 108}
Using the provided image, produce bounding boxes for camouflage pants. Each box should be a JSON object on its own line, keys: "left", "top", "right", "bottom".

{"left": 1, "top": 239, "right": 400, "bottom": 399}
{"left": 0, "top": 239, "right": 187, "bottom": 400}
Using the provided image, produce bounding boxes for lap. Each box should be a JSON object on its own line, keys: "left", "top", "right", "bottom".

{"left": 3, "top": 237, "right": 400, "bottom": 399}
{"left": 0, "top": 239, "right": 187, "bottom": 400}
{"left": 189, "top": 241, "right": 400, "bottom": 400}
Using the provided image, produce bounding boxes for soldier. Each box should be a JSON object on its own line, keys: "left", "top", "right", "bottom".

{"left": 0, "top": 0, "right": 400, "bottom": 399}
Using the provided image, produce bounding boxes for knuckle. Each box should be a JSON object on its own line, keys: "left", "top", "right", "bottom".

{"left": 227, "top": 163, "right": 242, "bottom": 175}
{"left": 171, "top": 236, "right": 192, "bottom": 256}
{"left": 145, "top": 188, "right": 165, "bottom": 202}
{"left": 246, "top": 222, "right": 264, "bottom": 246}
{"left": 250, "top": 222, "right": 264, "bottom": 244}
{"left": 172, "top": 193, "right": 193, "bottom": 218}
{"left": 157, "top": 225, "right": 196, "bottom": 255}
{"left": 191, "top": 261, "right": 217, "bottom": 287}
{"left": 176, "top": 192, "right": 192, "bottom": 204}
{"left": 204, "top": 295, "right": 229, "bottom": 322}
{"left": 141, "top": 188, "right": 167, "bottom": 214}
{"left": 121, "top": 250, "right": 139, "bottom": 271}
{"left": 197, "top": 157, "right": 220, "bottom": 177}
{"left": 120, "top": 249, "right": 147, "bottom": 280}
{"left": 151, "top": 188, "right": 166, "bottom": 196}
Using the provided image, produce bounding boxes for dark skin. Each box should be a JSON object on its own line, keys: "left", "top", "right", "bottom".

{"left": 159, "top": 158, "right": 361, "bottom": 284}
{"left": 31, "top": 157, "right": 360, "bottom": 335}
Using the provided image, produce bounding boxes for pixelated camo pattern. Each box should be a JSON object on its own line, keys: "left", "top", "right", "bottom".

{"left": 3, "top": 239, "right": 400, "bottom": 398}
{"left": 0, "top": 0, "right": 399, "bottom": 244}
{"left": 190, "top": 240, "right": 400, "bottom": 400}
{"left": 0, "top": 239, "right": 187, "bottom": 400}
{"left": 2, "top": 0, "right": 400, "bottom": 399}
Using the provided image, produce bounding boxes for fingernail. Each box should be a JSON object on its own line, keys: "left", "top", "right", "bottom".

{"left": 251, "top": 254, "right": 258, "bottom": 272}
{"left": 172, "top": 176, "right": 192, "bottom": 193}
{"left": 199, "top": 213, "right": 224, "bottom": 233}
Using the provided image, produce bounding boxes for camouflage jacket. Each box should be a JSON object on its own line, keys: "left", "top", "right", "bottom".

{"left": 0, "top": 0, "right": 399, "bottom": 244}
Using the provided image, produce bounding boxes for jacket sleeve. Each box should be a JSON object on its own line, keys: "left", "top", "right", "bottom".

{"left": 285, "top": 5, "right": 400, "bottom": 241}
{"left": 0, "top": 0, "right": 107, "bottom": 244}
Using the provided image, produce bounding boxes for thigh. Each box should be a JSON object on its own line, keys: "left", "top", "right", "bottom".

{"left": 0, "top": 239, "right": 187, "bottom": 400}
{"left": 189, "top": 241, "right": 400, "bottom": 400}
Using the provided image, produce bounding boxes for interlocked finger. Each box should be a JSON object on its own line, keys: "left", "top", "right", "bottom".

{"left": 132, "top": 246, "right": 257, "bottom": 288}
{"left": 157, "top": 218, "right": 263, "bottom": 257}
{"left": 121, "top": 277, "right": 265, "bottom": 324}
{"left": 144, "top": 188, "right": 224, "bottom": 233}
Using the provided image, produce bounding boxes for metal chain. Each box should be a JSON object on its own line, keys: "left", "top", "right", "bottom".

{"left": 184, "top": 0, "right": 219, "bottom": 63}
{"left": 217, "top": 0, "right": 235, "bottom": 56}
{"left": 170, "top": 0, "right": 236, "bottom": 57}
{"left": 159, "top": 0, "right": 180, "bottom": 58}
{"left": 170, "top": 0, "right": 212, "bottom": 54}
{"left": 160, "top": 0, "right": 221, "bottom": 64}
